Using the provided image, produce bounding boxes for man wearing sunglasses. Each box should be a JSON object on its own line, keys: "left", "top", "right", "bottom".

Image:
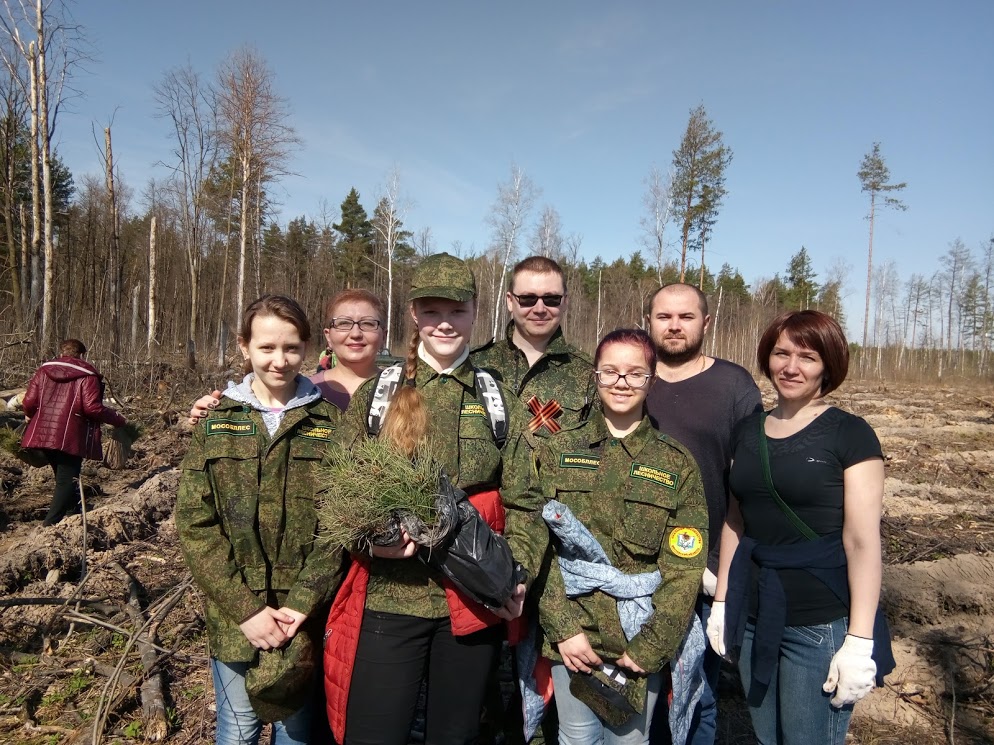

{"left": 472, "top": 256, "right": 596, "bottom": 439}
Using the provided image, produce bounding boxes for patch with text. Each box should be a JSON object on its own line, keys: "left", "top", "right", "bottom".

{"left": 460, "top": 402, "right": 487, "bottom": 418}
{"left": 559, "top": 452, "right": 600, "bottom": 470}
{"left": 206, "top": 419, "right": 257, "bottom": 437}
{"left": 298, "top": 424, "right": 334, "bottom": 441}
{"left": 668, "top": 527, "right": 703, "bottom": 559}
{"left": 630, "top": 463, "right": 679, "bottom": 489}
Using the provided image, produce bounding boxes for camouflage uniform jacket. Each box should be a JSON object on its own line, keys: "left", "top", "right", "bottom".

{"left": 176, "top": 396, "right": 343, "bottom": 662}
{"left": 527, "top": 412, "right": 708, "bottom": 673}
{"left": 472, "top": 322, "right": 596, "bottom": 436}
{"left": 334, "top": 356, "right": 540, "bottom": 619}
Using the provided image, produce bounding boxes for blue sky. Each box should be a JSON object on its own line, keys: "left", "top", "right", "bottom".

{"left": 55, "top": 1, "right": 992, "bottom": 336}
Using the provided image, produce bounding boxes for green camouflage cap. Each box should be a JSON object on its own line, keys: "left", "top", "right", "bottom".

{"left": 409, "top": 252, "right": 477, "bottom": 302}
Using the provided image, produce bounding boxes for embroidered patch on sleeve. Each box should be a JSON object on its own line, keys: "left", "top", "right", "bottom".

{"left": 460, "top": 402, "right": 487, "bottom": 418}
{"left": 630, "top": 463, "right": 679, "bottom": 489}
{"left": 205, "top": 419, "right": 257, "bottom": 437}
{"left": 668, "top": 527, "right": 703, "bottom": 558}
{"left": 298, "top": 424, "right": 334, "bottom": 441}
{"left": 559, "top": 452, "right": 600, "bottom": 470}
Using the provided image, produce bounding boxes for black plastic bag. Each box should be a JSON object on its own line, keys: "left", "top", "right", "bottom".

{"left": 418, "top": 472, "right": 520, "bottom": 610}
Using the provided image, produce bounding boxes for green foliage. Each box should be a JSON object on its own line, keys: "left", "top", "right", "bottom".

{"left": 123, "top": 719, "right": 143, "bottom": 738}
{"left": 671, "top": 104, "right": 733, "bottom": 274}
{"left": 317, "top": 438, "right": 445, "bottom": 549}
{"left": 716, "top": 263, "right": 750, "bottom": 306}
{"left": 40, "top": 669, "right": 91, "bottom": 707}
{"left": 334, "top": 187, "right": 374, "bottom": 287}
{"left": 784, "top": 247, "right": 819, "bottom": 310}
{"left": 858, "top": 142, "right": 907, "bottom": 210}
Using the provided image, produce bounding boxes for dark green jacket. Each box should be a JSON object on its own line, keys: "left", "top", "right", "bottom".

{"left": 333, "top": 357, "right": 540, "bottom": 618}
{"left": 472, "top": 322, "right": 596, "bottom": 436}
{"left": 176, "top": 396, "right": 343, "bottom": 662}
{"left": 527, "top": 413, "right": 708, "bottom": 673}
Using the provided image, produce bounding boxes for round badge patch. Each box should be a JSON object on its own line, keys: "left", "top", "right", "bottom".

{"left": 668, "top": 527, "right": 703, "bottom": 559}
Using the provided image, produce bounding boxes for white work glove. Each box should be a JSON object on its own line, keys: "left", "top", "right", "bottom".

{"left": 701, "top": 568, "right": 718, "bottom": 597}
{"left": 823, "top": 634, "right": 876, "bottom": 707}
{"left": 705, "top": 600, "right": 726, "bottom": 657}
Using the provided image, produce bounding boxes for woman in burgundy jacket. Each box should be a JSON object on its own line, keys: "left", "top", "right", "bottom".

{"left": 21, "top": 339, "right": 127, "bottom": 525}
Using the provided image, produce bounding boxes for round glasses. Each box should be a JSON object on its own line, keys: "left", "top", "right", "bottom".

{"left": 327, "top": 317, "right": 381, "bottom": 332}
{"left": 594, "top": 370, "right": 651, "bottom": 388}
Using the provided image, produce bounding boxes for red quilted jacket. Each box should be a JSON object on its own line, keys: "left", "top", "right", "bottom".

{"left": 21, "top": 357, "right": 126, "bottom": 459}
{"left": 324, "top": 490, "right": 508, "bottom": 742}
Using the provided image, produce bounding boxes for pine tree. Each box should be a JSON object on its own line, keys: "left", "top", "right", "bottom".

{"left": 334, "top": 187, "right": 373, "bottom": 288}
{"left": 670, "top": 104, "right": 732, "bottom": 283}
{"left": 784, "top": 247, "right": 819, "bottom": 310}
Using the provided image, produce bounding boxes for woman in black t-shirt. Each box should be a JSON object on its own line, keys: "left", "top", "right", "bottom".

{"left": 707, "top": 310, "right": 888, "bottom": 745}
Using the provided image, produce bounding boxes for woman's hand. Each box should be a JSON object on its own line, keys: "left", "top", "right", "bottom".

{"left": 370, "top": 528, "right": 417, "bottom": 559}
{"left": 617, "top": 653, "right": 646, "bottom": 676}
{"left": 494, "top": 583, "right": 526, "bottom": 621}
{"left": 557, "top": 632, "right": 602, "bottom": 674}
{"left": 239, "top": 607, "right": 294, "bottom": 650}
{"left": 188, "top": 390, "right": 222, "bottom": 425}
{"left": 275, "top": 607, "right": 308, "bottom": 638}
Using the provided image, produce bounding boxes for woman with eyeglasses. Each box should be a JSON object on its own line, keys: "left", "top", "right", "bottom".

{"left": 189, "top": 290, "right": 387, "bottom": 421}
{"left": 310, "top": 289, "right": 386, "bottom": 410}
{"left": 520, "top": 328, "right": 708, "bottom": 745}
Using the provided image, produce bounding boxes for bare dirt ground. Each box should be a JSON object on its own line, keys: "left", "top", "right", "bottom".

{"left": 0, "top": 380, "right": 991, "bottom": 744}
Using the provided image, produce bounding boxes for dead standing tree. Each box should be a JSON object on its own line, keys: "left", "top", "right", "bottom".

{"left": 216, "top": 47, "right": 300, "bottom": 331}
{"left": 154, "top": 63, "right": 218, "bottom": 368}
{"left": 0, "top": 0, "right": 82, "bottom": 353}
{"left": 486, "top": 163, "right": 537, "bottom": 339}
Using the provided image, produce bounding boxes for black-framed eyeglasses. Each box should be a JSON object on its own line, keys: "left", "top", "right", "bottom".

{"left": 327, "top": 317, "right": 381, "bottom": 332}
{"left": 511, "top": 293, "right": 564, "bottom": 308}
{"left": 594, "top": 370, "right": 651, "bottom": 388}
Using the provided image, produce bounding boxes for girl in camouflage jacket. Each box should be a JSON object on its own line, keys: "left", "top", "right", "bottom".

{"left": 177, "top": 295, "right": 343, "bottom": 745}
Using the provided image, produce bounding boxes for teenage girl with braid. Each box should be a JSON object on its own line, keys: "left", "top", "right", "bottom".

{"left": 323, "top": 253, "right": 539, "bottom": 745}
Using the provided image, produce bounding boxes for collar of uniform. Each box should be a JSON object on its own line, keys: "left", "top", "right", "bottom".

{"left": 585, "top": 409, "right": 656, "bottom": 457}
{"left": 418, "top": 342, "right": 469, "bottom": 374}
{"left": 503, "top": 321, "right": 572, "bottom": 360}
{"left": 413, "top": 354, "right": 476, "bottom": 390}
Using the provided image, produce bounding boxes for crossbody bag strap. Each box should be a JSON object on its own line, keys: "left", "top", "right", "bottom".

{"left": 758, "top": 412, "right": 819, "bottom": 541}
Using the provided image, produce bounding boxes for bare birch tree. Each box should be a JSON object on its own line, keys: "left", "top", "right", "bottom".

{"left": 639, "top": 165, "right": 672, "bottom": 286}
{"left": 486, "top": 163, "right": 537, "bottom": 338}
{"left": 154, "top": 63, "right": 218, "bottom": 367}
{"left": 531, "top": 204, "right": 563, "bottom": 261}
{"left": 371, "top": 167, "right": 408, "bottom": 350}
{"left": 0, "top": 0, "right": 83, "bottom": 351}
{"left": 216, "top": 47, "right": 300, "bottom": 326}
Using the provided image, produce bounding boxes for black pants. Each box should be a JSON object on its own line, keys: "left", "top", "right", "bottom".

{"left": 43, "top": 450, "right": 83, "bottom": 526}
{"left": 345, "top": 610, "right": 502, "bottom": 745}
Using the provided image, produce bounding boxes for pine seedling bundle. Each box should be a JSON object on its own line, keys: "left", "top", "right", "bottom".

{"left": 317, "top": 438, "right": 458, "bottom": 551}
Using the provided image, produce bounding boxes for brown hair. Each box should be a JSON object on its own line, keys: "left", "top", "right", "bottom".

{"left": 510, "top": 255, "right": 567, "bottom": 294}
{"left": 238, "top": 294, "right": 312, "bottom": 374}
{"left": 59, "top": 339, "right": 86, "bottom": 358}
{"left": 324, "top": 288, "right": 386, "bottom": 325}
{"left": 594, "top": 328, "right": 657, "bottom": 372}
{"left": 379, "top": 324, "right": 429, "bottom": 456}
{"left": 757, "top": 310, "right": 849, "bottom": 396}
{"left": 643, "top": 282, "right": 709, "bottom": 318}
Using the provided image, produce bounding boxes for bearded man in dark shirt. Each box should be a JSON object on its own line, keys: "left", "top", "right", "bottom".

{"left": 644, "top": 283, "right": 762, "bottom": 745}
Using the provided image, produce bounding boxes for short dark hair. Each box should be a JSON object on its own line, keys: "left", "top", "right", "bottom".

{"left": 510, "top": 255, "right": 566, "bottom": 294}
{"left": 643, "top": 283, "right": 709, "bottom": 317}
{"left": 594, "top": 328, "right": 657, "bottom": 372}
{"left": 59, "top": 339, "right": 86, "bottom": 358}
{"left": 757, "top": 310, "right": 849, "bottom": 396}
{"left": 239, "top": 295, "right": 311, "bottom": 374}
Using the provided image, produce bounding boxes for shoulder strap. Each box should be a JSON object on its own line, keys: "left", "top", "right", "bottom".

{"left": 366, "top": 364, "right": 508, "bottom": 449}
{"left": 758, "top": 413, "right": 819, "bottom": 541}
{"left": 366, "top": 364, "right": 404, "bottom": 437}
{"left": 473, "top": 368, "right": 508, "bottom": 449}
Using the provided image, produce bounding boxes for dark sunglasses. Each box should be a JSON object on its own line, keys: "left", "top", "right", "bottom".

{"left": 511, "top": 293, "right": 564, "bottom": 308}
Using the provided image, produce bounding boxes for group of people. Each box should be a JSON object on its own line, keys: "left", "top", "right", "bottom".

{"left": 173, "top": 252, "right": 890, "bottom": 745}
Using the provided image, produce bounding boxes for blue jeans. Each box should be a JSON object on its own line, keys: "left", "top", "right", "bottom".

{"left": 211, "top": 658, "right": 311, "bottom": 745}
{"left": 551, "top": 664, "right": 662, "bottom": 745}
{"left": 738, "top": 618, "right": 854, "bottom": 745}
{"left": 687, "top": 596, "right": 720, "bottom": 745}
